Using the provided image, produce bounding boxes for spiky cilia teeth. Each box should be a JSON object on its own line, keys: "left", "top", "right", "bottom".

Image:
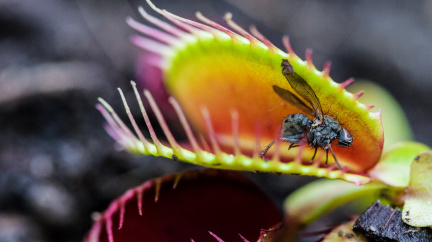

{"left": 117, "top": 86, "right": 150, "bottom": 150}
{"left": 365, "top": 105, "right": 375, "bottom": 110}
{"left": 282, "top": 35, "right": 298, "bottom": 58}
{"left": 133, "top": 5, "right": 196, "bottom": 54}
{"left": 137, "top": 6, "right": 186, "bottom": 38}
{"left": 86, "top": 169, "right": 287, "bottom": 242}
{"left": 195, "top": 11, "right": 241, "bottom": 41}
{"left": 160, "top": 9, "right": 230, "bottom": 42}
{"left": 339, "top": 78, "right": 355, "bottom": 89}
{"left": 130, "top": 34, "right": 174, "bottom": 57}
{"left": 126, "top": 16, "right": 177, "bottom": 45}
{"left": 224, "top": 12, "right": 259, "bottom": 46}
{"left": 87, "top": 177, "right": 164, "bottom": 242}
{"left": 353, "top": 90, "right": 365, "bottom": 100}
{"left": 249, "top": 25, "right": 279, "bottom": 52}
{"left": 168, "top": 96, "right": 204, "bottom": 157}
{"left": 97, "top": 81, "right": 371, "bottom": 185}
{"left": 322, "top": 61, "right": 332, "bottom": 79}
{"left": 200, "top": 105, "right": 222, "bottom": 157}
{"left": 208, "top": 231, "right": 225, "bottom": 242}
{"left": 371, "top": 108, "right": 383, "bottom": 120}
{"left": 305, "top": 48, "right": 314, "bottom": 70}
{"left": 145, "top": 0, "right": 203, "bottom": 37}
{"left": 161, "top": 9, "right": 220, "bottom": 40}
{"left": 96, "top": 98, "right": 140, "bottom": 150}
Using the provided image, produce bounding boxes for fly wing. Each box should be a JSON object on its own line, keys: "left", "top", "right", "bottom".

{"left": 272, "top": 85, "right": 315, "bottom": 116}
{"left": 281, "top": 59, "right": 324, "bottom": 121}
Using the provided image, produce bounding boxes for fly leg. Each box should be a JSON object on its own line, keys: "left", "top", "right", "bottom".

{"left": 260, "top": 135, "right": 303, "bottom": 158}
{"left": 310, "top": 147, "right": 318, "bottom": 163}
{"left": 325, "top": 149, "right": 329, "bottom": 166}
{"left": 324, "top": 145, "right": 342, "bottom": 170}
{"left": 328, "top": 146, "right": 343, "bottom": 170}
{"left": 259, "top": 138, "right": 278, "bottom": 157}
{"left": 285, "top": 135, "right": 307, "bottom": 152}
{"left": 260, "top": 137, "right": 289, "bottom": 157}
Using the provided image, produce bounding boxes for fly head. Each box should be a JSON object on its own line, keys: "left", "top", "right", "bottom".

{"left": 338, "top": 127, "right": 353, "bottom": 148}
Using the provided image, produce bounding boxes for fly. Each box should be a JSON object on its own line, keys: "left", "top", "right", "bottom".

{"left": 260, "top": 59, "right": 353, "bottom": 170}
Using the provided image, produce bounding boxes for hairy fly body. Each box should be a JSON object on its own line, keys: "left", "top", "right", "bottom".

{"left": 260, "top": 59, "right": 353, "bottom": 170}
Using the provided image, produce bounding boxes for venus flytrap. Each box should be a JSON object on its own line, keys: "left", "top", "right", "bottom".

{"left": 85, "top": 169, "right": 283, "bottom": 242}
{"left": 89, "top": 1, "right": 432, "bottom": 241}
{"left": 98, "top": 0, "right": 384, "bottom": 185}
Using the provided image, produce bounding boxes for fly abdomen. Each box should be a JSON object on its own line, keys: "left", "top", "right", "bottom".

{"left": 281, "top": 113, "right": 312, "bottom": 138}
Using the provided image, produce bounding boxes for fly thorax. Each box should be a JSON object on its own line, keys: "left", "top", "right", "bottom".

{"left": 310, "top": 116, "right": 342, "bottom": 148}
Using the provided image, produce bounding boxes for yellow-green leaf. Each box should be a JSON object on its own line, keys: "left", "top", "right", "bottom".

{"left": 402, "top": 151, "right": 432, "bottom": 227}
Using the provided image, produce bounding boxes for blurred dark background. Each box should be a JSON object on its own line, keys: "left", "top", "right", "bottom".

{"left": 1, "top": 0, "right": 431, "bottom": 241}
